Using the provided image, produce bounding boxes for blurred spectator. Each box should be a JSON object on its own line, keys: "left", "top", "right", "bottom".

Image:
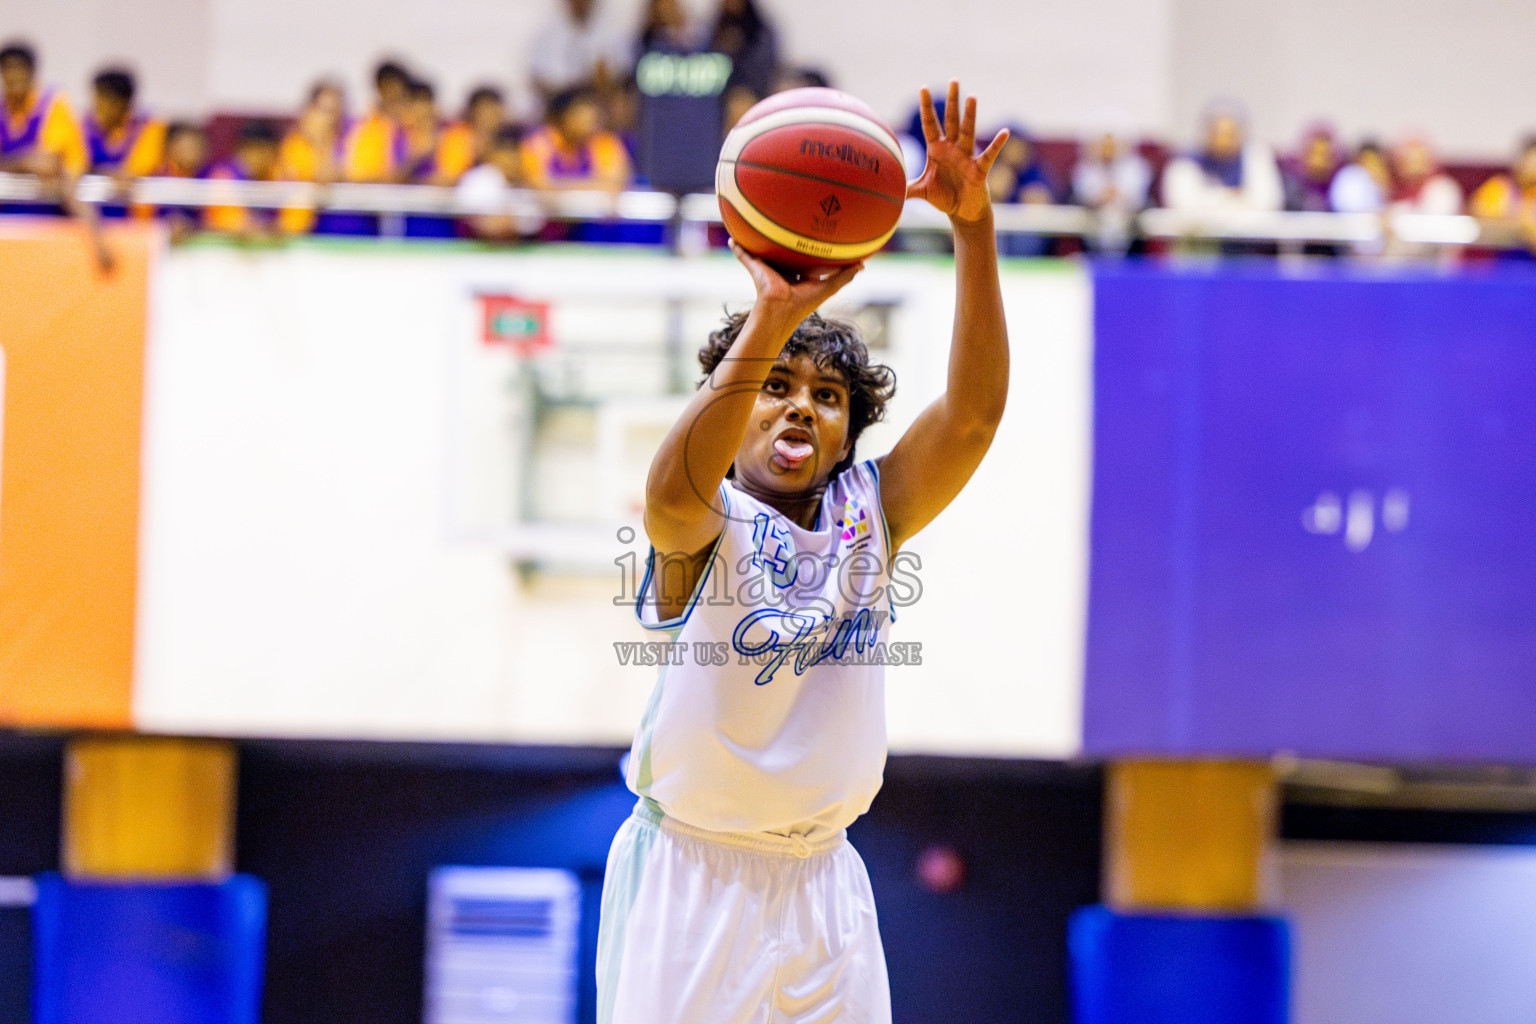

{"left": 437, "top": 86, "right": 506, "bottom": 184}
{"left": 1278, "top": 123, "right": 1343, "bottom": 257}
{"left": 347, "top": 75, "right": 442, "bottom": 185}
{"left": 458, "top": 125, "right": 544, "bottom": 241}
{"left": 989, "top": 128, "right": 1056, "bottom": 205}
{"left": 206, "top": 120, "right": 303, "bottom": 238}
{"left": 393, "top": 79, "right": 467, "bottom": 237}
{"left": 606, "top": 76, "right": 641, "bottom": 167}
{"left": 1072, "top": 113, "right": 1151, "bottom": 253}
{"left": 1469, "top": 135, "right": 1536, "bottom": 255}
{"left": 722, "top": 84, "right": 760, "bottom": 134}
{"left": 521, "top": 87, "right": 631, "bottom": 192}
{"left": 1327, "top": 139, "right": 1394, "bottom": 259}
{"left": 158, "top": 121, "right": 209, "bottom": 179}
{"left": 1161, "top": 100, "right": 1282, "bottom": 214}
{"left": 772, "top": 66, "right": 830, "bottom": 94}
{"left": 137, "top": 120, "right": 208, "bottom": 241}
{"left": 0, "top": 41, "right": 86, "bottom": 179}
{"left": 638, "top": 0, "right": 704, "bottom": 55}
{"left": 530, "top": 0, "right": 632, "bottom": 99}
{"left": 1389, "top": 135, "right": 1461, "bottom": 215}
{"left": 1283, "top": 124, "right": 1340, "bottom": 213}
{"left": 280, "top": 80, "right": 347, "bottom": 185}
{"left": 1, "top": 41, "right": 112, "bottom": 269}
{"left": 397, "top": 79, "right": 445, "bottom": 184}
{"left": 710, "top": 0, "right": 779, "bottom": 98}
{"left": 345, "top": 60, "right": 411, "bottom": 183}
{"left": 84, "top": 67, "right": 164, "bottom": 179}
{"left": 1383, "top": 135, "right": 1464, "bottom": 262}
{"left": 986, "top": 127, "right": 1056, "bottom": 257}
{"left": 1469, "top": 135, "right": 1536, "bottom": 219}
{"left": 373, "top": 60, "right": 411, "bottom": 121}
{"left": 1329, "top": 139, "right": 1391, "bottom": 214}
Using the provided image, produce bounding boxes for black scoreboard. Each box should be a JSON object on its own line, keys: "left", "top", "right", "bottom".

{"left": 636, "top": 50, "right": 732, "bottom": 195}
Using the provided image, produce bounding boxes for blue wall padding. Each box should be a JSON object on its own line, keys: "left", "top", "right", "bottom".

{"left": 32, "top": 874, "right": 267, "bottom": 1024}
{"left": 1085, "top": 262, "right": 1536, "bottom": 762}
{"left": 1069, "top": 905, "right": 1290, "bottom": 1024}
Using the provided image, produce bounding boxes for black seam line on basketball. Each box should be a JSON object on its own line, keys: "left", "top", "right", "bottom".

{"left": 726, "top": 187, "right": 885, "bottom": 250}
{"left": 731, "top": 159, "right": 905, "bottom": 207}
{"left": 730, "top": 164, "right": 889, "bottom": 247}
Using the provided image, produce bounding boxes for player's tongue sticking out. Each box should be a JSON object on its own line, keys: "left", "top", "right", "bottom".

{"left": 773, "top": 437, "right": 814, "bottom": 468}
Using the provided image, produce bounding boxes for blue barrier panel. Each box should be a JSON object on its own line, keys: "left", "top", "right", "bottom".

{"left": 1084, "top": 261, "right": 1536, "bottom": 762}
{"left": 32, "top": 874, "right": 266, "bottom": 1024}
{"left": 1069, "top": 905, "right": 1290, "bottom": 1024}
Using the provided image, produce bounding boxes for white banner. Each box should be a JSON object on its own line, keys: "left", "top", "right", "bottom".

{"left": 134, "top": 244, "right": 1090, "bottom": 757}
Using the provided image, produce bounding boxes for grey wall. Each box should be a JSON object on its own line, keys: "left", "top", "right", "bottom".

{"left": 7, "top": 0, "right": 1534, "bottom": 155}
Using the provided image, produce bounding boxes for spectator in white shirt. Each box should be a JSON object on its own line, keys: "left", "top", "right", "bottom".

{"left": 1329, "top": 140, "right": 1391, "bottom": 214}
{"left": 1387, "top": 135, "right": 1464, "bottom": 262}
{"left": 529, "top": 0, "right": 632, "bottom": 100}
{"left": 457, "top": 125, "right": 544, "bottom": 241}
{"left": 1161, "top": 100, "right": 1283, "bottom": 215}
{"left": 1328, "top": 139, "right": 1394, "bottom": 258}
{"left": 1389, "top": 135, "right": 1462, "bottom": 216}
{"left": 1072, "top": 111, "right": 1151, "bottom": 253}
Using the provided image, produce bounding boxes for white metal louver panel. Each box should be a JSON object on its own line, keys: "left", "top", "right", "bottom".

{"left": 425, "top": 867, "right": 581, "bottom": 1024}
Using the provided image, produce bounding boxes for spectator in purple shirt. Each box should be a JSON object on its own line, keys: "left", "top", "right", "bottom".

{"left": 1283, "top": 123, "right": 1340, "bottom": 213}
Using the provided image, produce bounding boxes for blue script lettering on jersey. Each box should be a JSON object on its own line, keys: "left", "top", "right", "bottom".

{"left": 732, "top": 607, "right": 885, "bottom": 685}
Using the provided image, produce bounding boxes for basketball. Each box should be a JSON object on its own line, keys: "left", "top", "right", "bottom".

{"left": 716, "top": 87, "right": 908, "bottom": 275}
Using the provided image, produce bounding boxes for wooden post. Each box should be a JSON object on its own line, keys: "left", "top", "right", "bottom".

{"left": 62, "top": 736, "right": 236, "bottom": 880}
{"left": 1104, "top": 759, "right": 1277, "bottom": 912}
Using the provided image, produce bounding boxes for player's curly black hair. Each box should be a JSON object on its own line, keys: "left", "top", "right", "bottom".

{"left": 699, "top": 311, "right": 897, "bottom": 479}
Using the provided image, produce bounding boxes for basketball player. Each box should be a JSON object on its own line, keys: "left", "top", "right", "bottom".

{"left": 596, "top": 80, "right": 1009, "bottom": 1023}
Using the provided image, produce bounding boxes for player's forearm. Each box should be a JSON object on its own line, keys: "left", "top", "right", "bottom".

{"left": 943, "top": 211, "right": 1010, "bottom": 432}
{"left": 645, "top": 309, "right": 794, "bottom": 519}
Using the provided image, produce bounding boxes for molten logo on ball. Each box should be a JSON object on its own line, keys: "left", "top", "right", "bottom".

{"left": 715, "top": 86, "right": 907, "bottom": 273}
{"left": 798, "top": 138, "right": 883, "bottom": 174}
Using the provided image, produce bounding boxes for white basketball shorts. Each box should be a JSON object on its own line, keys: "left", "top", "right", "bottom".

{"left": 596, "top": 799, "right": 892, "bottom": 1024}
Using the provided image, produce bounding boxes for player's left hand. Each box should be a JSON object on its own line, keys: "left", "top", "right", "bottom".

{"left": 906, "top": 80, "right": 1009, "bottom": 223}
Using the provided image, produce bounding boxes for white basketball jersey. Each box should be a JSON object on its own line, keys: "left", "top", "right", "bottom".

{"left": 627, "top": 460, "right": 894, "bottom": 841}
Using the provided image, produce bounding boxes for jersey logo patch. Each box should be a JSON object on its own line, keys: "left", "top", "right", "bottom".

{"left": 839, "top": 499, "right": 871, "bottom": 543}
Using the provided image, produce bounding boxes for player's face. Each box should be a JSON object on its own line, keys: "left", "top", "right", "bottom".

{"left": 734, "top": 353, "right": 854, "bottom": 499}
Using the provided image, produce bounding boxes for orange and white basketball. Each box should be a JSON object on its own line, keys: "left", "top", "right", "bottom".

{"left": 716, "top": 87, "right": 908, "bottom": 274}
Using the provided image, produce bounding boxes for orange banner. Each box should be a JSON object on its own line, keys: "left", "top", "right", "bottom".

{"left": 0, "top": 219, "right": 153, "bottom": 728}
